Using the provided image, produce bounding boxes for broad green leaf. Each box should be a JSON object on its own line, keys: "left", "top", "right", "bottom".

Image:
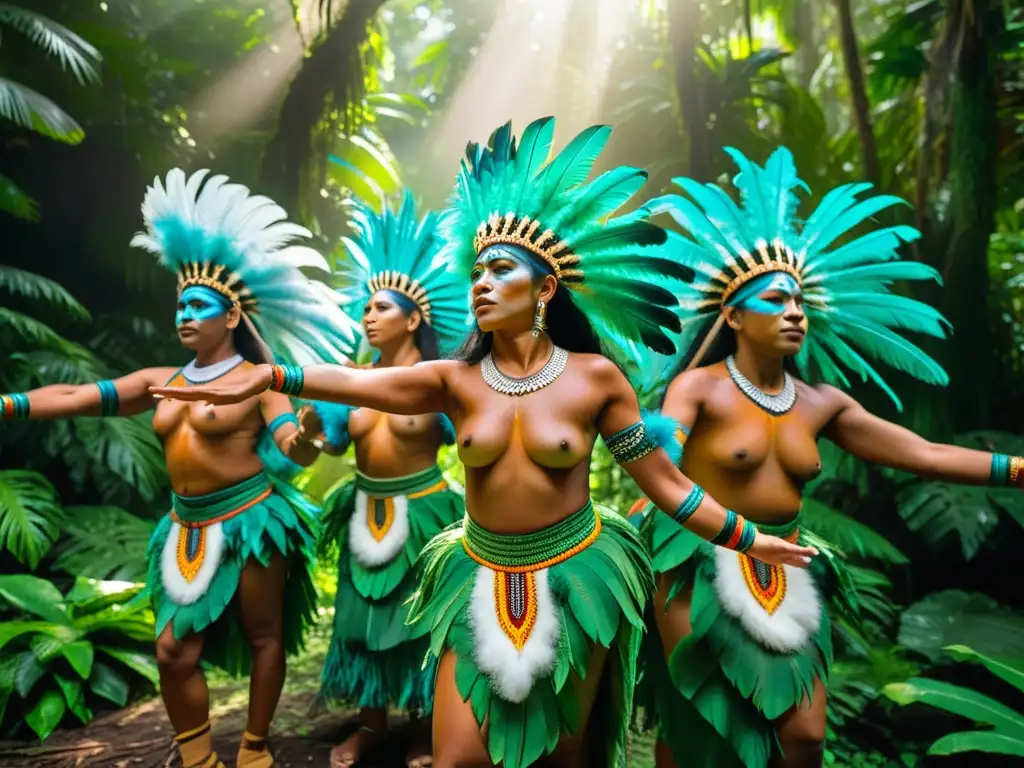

{"left": 883, "top": 678, "right": 1024, "bottom": 738}
{"left": 896, "top": 481, "right": 1001, "bottom": 560}
{"left": 15, "top": 651, "right": 46, "bottom": 697}
{"left": 60, "top": 640, "right": 94, "bottom": 679}
{"left": 53, "top": 672, "right": 89, "bottom": 724}
{"left": 928, "top": 730, "right": 1024, "bottom": 757}
{"left": 801, "top": 498, "right": 908, "bottom": 564}
{"left": 25, "top": 688, "right": 66, "bottom": 740}
{"left": 54, "top": 509, "right": 155, "bottom": 582}
{"left": 0, "top": 574, "right": 67, "bottom": 623}
{"left": 946, "top": 645, "right": 1024, "bottom": 695}
{"left": 0, "top": 621, "right": 77, "bottom": 653}
{"left": 0, "top": 173, "right": 38, "bottom": 221}
{"left": 0, "top": 470, "right": 64, "bottom": 569}
{"left": 899, "top": 591, "right": 1024, "bottom": 662}
{"left": 0, "top": 4, "right": 102, "bottom": 84}
{"left": 89, "top": 661, "right": 128, "bottom": 706}
{"left": 0, "top": 77, "right": 84, "bottom": 144}
{"left": 98, "top": 646, "right": 159, "bottom": 685}
{"left": 70, "top": 417, "right": 167, "bottom": 502}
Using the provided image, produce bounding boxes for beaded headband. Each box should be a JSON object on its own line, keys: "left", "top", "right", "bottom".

{"left": 473, "top": 213, "right": 582, "bottom": 284}
{"left": 366, "top": 269, "right": 433, "bottom": 325}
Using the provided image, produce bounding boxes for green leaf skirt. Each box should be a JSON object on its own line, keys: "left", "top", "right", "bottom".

{"left": 146, "top": 471, "right": 319, "bottom": 677}
{"left": 318, "top": 465, "right": 465, "bottom": 713}
{"left": 631, "top": 505, "right": 854, "bottom": 767}
{"left": 407, "top": 501, "right": 653, "bottom": 768}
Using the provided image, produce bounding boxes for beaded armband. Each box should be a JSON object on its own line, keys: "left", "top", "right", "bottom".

{"left": 267, "top": 413, "right": 299, "bottom": 434}
{"left": 605, "top": 421, "right": 658, "bottom": 464}
{"left": 711, "top": 510, "right": 758, "bottom": 553}
{"left": 990, "top": 453, "right": 1024, "bottom": 488}
{"left": 269, "top": 364, "right": 304, "bottom": 396}
{"left": 674, "top": 485, "right": 705, "bottom": 524}
{"left": 0, "top": 393, "right": 30, "bottom": 420}
{"left": 96, "top": 380, "right": 120, "bottom": 418}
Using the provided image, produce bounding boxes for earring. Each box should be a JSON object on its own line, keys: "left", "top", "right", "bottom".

{"left": 532, "top": 300, "right": 548, "bottom": 338}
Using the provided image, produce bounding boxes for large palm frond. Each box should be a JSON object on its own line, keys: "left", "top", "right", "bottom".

{"left": 0, "top": 174, "right": 38, "bottom": 221}
{"left": 0, "top": 77, "right": 85, "bottom": 144}
{"left": 0, "top": 4, "right": 101, "bottom": 84}
{"left": 0, "top": 470, "right": 64, "bottom": 570}
{"left": 52, "top": 507, "right": 155, "bottom": 582}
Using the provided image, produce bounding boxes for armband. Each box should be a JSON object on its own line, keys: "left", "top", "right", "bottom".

{"left": 711, "top": 510, "right": 757, "bottom": 553}
{"left": 96, "top": 380, "right": 120, "bottom": 417}
{"left": 267, "top": 413, "right": 299, "bottom": 434}
{"left": 990, "top": 453, "right": 1024, "bottom": 487}
{"left": 269, "top": 364, "right": 304, "bottom": 396}
{"left": 604, "top": 421, "right": 658, "bottom": 464}
{"left": 673, "top": 485, "right": 705, "bottom": 525}
{"left": 0, "top": 393, "right": 30, "bottom": 420}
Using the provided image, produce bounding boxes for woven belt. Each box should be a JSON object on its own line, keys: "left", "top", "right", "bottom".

{"left": 171, "top": 471, "right": 272, "bottom": 528}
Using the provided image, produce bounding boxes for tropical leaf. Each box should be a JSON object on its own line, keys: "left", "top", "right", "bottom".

{"left": 0, "top": 4, "right": 102, "bottom": 84}
{"left": 52, "top": 507, "right": 155, "bottom": 582}
{"left": 0, "top": 266, "right": 89, "bottom": 319}
{"left": 883, "top": 677, "right": 1024, "bottom": 740}
{"left": 801, "top": 497, "right": 908, "bottom": 564}
{"left": 899, "top": 591, "right": 1024, "bottom": 662}
{"left": 946, "top": 645, "right": 1024, "bottom": 695}
{"left": 0, "top": 173, "right": 38, "bottom": 221}
{"left": 0, "top": 470, "right": 64, "bottom": 570}
{"left": 11, "top": 349, "right": 106, "bottom": 387}
{"left": 0, "top": 77, "right": 85, "bottom": 144}
{"left": 24, "top": 688, "right": 65, "bottom": 740}
{"left": 927, "top": 730, "right": 1024, "bottom": 758}
{"left": 0, "top": 575, "right": 66, "bottom": 624}
{"left": 69, "top": 416, "right": 168, "bottom": 502}
{"left": 88, "top": 661, "right": 128, "bottom": 707}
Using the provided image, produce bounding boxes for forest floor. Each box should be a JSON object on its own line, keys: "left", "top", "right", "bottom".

{"left": 0, "top": 630, "right": 657, "bottom": 767}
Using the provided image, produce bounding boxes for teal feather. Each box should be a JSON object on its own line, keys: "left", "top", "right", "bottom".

{"left": 131, "top": 169, "right": 358, "bottom": 365}
{"left": 334, "top": 190, "right": 471, "bottom": 355}
{"left": 641, "top": 409, "right": 684, "bottom": 466}
{"left": 653, "top": 146, "right": 950, "bottom": 405}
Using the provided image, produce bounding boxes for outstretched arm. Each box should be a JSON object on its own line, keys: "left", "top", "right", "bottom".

{"left": 823, "top": 388, "right": 1015, "bottom": 486}
{"left": 149, "top": 361, "right": 453, "bottom": 417}
{"left": 3, "top": 368, "right": 177, "bottom": 422}
{"left": 595, "top": 361, "right": 816, "bottom": 567}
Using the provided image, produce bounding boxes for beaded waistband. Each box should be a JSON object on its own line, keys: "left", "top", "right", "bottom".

{"left": 751, "top": 514, "right": 800, "bottom": 541}
{"left": 354, "top": 465, "right": 446, "bottom": 498}
{"left": 462, "top": 501, "right": 600, "bottom": 572}
{"left": 171, "top": 471, "right": 272, "bottom": 528}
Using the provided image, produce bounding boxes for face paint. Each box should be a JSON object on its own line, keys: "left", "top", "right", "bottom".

{"left": 176, "top": 285, "right": 232, "bottom": 328}
{"left": 727, "top": 272, "right": 801, "bottom": 316}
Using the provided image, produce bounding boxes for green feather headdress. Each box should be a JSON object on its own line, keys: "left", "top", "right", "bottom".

{"left": 130, "top": 168, "right": 359, "bottom": 365}
{"left": 439, "top": 116, "right": 694, "bottom": 354}
{"left": 647, "top": 146, "right": 950, "bottom": 409}
{"left": 334, "top": 191, "right": 471, "bottom": 355}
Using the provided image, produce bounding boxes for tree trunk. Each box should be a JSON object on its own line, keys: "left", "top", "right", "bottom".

{"left": 939, "top": 0, "right": 1002, "bottom": 431}
{"left": 834, "top": 0, "right": 880, "bottom": 186}
{"left": 259, "top": 0, "right": 387, "bottom": 221}
{"left": 795, "top": 0, "right": 817, "bottom": 90}
{"left": 667, "top": 0, "right": 707, "bottom": 179}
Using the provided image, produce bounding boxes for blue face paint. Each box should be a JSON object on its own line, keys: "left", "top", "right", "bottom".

{"left": 727, "top": 272, "right": 801, "bottom": 316}
{"left": 471, "top": 245, "right": 548, "bottom": 284}
{"left": 176, "top": 285, "right": 232, "bottom": 328}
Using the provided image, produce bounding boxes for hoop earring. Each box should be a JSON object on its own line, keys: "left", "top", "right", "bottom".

{"left": 532, "top": 300, "right": 548, "bottom": 338}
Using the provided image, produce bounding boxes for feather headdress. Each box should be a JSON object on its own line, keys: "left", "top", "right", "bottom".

{"left": 334, "top": 191, "right": 470, "bottom": 355}
{"left": 130, "top": 169, "right": 358, "bottom": 365}
{"left": 439, "top": 116, "right": 694, "bottom": 354}
{"left": 647, "top": 146, "right": 950, "bottom": 409}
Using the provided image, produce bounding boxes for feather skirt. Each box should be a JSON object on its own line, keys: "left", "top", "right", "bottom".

{"left": 407, "top": 504, "right": 653, "bottom": 768}
{"left": 632, "top": 506, "right": 850, "bottom": 768}
{"left": 318, "top": 466, "right": 464, "bottom": 713}
{"left": 146, "top": 475, "right": 319, "bottom": 677}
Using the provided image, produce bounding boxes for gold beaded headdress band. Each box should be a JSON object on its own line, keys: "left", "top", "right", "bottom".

{"left": 176, "top": 261, "right": 256, "bottom": 312}
{"left": 712, "top": 239, "right": 802, "bottom": 308}
{"left": 366, "top": 269, "right": 433, "bottom": 325}
{"left": 473, "top": 213, "right": 583, "bottom": 284}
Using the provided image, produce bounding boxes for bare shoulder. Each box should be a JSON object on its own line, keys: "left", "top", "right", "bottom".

{"left": 427, "top": 358, "right": 471, "bottom": 384}
{"left": 665, "top": 365, "right": 720, "bottom": 402}
{"left": 808, "top": 382, "right": 856, "bottom": 414}
{"left": 572, "top": 352, "right": 628, "bottom": 386}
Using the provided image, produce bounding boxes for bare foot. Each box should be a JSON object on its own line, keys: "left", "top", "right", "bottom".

{"left": 330, "top": 727, "right": 381, "bottom": 768}
{"left": 406, "top": 744, "right": 433, "bottom": 768}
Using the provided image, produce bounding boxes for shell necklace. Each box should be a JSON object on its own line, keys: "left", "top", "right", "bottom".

{"left": 181, "top": 354, "right": 244, "bottom": 384}
{"left": 725, "top": 355, "right": 796, "bottom": 415}
{"left": 481, "top": 345, "right": 569, "bottom": 396}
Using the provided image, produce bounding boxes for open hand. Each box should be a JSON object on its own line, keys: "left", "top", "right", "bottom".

{"left": 150, "top": 364, "right": 273, "bottom": 405}
{"left": 296, "top": 404, "right": 324, "bottom": 444}
{"left": 745, "top": 533, "right": 817, "bottom": 568}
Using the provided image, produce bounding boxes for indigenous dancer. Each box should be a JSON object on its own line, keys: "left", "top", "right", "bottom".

{"left": 0, "top": 169, "right": 358, "bottom": 768}
{"left": 312, "top": 192, "right": 469, "bottom": 768}
{"left": 149, "top": 117, "right": 817, "bottom": 768}
{"left": 629, "top": 146, "right": 1024, "bottom": 768}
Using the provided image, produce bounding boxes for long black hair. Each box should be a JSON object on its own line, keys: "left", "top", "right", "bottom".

{"left": 379, "top": 289, "right": 440, "bottom": 361}
{"left": 234, "top": 313, "right": 275, "bottom": 365}
{"left": 450, "top": 248, "right": 603, "bottom": 364}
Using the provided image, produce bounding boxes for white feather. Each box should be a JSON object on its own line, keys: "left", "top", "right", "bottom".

{"left": 160, "top": 521, "right": 226, "bottom": 606}
{"left": 347, "top": 491, "right": 410, "bottom": 568}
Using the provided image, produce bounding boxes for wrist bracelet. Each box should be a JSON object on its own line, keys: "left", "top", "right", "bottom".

{"left": 712, "top": 510, "right": 757, "bottom": 552}
{"left": 96, "top": 380, "right": 120, "bottom": 418}
{"left": 269, "top": 364, "right": 304, "bottom": 396}
{"left": 990, "top": 454, "right": 1024, "bottom": 487}
{"left": 0, "top": 393, "right": 30, "bottom": 420}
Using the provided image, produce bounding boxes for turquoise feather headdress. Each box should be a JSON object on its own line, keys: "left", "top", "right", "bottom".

{"left": 130, "top": 168, "right": 359, "bottom": 365}
{"left": 647, "top": 146, "right": 950, "bottom": 409}
{"left": 439, "top": 116, "right": 694, "bottom": 354}
{"left": 334, "top": 190, "right": 470, "bottom": 355}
